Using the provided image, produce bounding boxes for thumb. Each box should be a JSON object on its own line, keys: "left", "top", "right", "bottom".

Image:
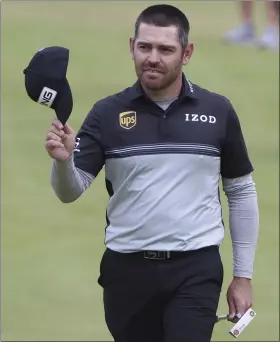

{"left": 63, "top": 123, "right": 75, "bottom": 135}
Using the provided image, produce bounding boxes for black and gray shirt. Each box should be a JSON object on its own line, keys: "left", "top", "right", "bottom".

{"left": 51, "top": 74, "right": 259, "bottom": 279}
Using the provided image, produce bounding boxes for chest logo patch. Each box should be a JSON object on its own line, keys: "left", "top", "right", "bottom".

{"left": 185, "top": 114, "right": 216, "bottom": 123}
{"left": 119, "top": 111, "right": 136, "bottom": 130}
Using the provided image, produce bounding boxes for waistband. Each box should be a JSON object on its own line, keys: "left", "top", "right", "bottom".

{"left": 106, "top": 245, "right": 219, "bottom": 260}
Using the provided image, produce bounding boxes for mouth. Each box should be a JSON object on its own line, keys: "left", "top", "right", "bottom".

{"left": 144, "top": 69, "right": 164, "bottom": 74}
{"left": 143, "top": 70, "right": 164, "bottom": 80}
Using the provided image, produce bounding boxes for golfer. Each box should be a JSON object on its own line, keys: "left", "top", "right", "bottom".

{"left": 45, "top": 4, "right": 259, "bottom": 342}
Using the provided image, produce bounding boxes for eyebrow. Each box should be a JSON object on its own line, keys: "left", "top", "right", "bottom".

{"left": 136, "top": 41, "right": 176, "bottom": 49}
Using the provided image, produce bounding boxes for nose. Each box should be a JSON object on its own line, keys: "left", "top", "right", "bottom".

{"left": 148, "top": 48, "right": 160, "bottom": 64}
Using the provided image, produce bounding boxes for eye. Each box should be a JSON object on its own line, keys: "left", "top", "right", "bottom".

{"left": 160, "top": 47, "right": 173, "bottom": 54}
{"left": 139, "top": 45, "right": 149, "bottom": 51}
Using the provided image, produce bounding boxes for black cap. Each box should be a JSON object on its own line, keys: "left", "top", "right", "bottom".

{"left": 23, "top": 46, "right": 73, "bottom": 125}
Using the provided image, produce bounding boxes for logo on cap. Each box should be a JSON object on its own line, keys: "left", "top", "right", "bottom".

{"left": 38, "top": 87, "right": 57, "bottom": 107}
{"left": 119, "top": 111, "right": 136, "bottom": 130}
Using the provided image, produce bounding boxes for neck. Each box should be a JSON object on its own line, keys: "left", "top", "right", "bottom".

{"left": 141, "top": 74, "right": 183, "bottom": 102}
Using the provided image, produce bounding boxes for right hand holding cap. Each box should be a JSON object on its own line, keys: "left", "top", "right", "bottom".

{"left": 45, "top": 119, "right": 76, "bottom": 161}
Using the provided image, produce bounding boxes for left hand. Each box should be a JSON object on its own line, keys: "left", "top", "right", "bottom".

{"left": 226, "top": 277, "right": 253, "bottom": 323}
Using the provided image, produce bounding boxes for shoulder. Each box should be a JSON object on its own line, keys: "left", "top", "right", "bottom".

{"left": 90, "top": 87, "right": 132, "bottom": 113}
{"left": 81, "top": 86, "right": 134, "bottom": 127}
{"left": 190, "top": 82, "right": 240, "bottom": 133}
{"left": 193, "top": 83, "right": 233, "bottom": 111}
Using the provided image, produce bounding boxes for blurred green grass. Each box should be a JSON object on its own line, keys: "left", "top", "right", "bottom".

{"left": 1, "top": 1, "right": 279, "bottom": 341}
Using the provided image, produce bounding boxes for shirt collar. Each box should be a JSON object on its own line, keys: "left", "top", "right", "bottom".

{"left": 128, "top": 72, "right": 199, "bottom": 101}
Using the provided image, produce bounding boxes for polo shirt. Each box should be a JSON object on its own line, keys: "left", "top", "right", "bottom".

{"left": 73, "top": 73, "right": 253, "bottom": 252}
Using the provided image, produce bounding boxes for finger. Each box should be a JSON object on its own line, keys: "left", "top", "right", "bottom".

{"left": 235, "top": 298, "right": 249, "bottom": 316}
{"left": 46, "top": 132, "right": 62, "bottom": 142}
{"left": 235, "top": 312, "right": 243, "bottom": 320}
{"left": 52, "top": 119, "right": 63, "bottom": 130}
{"left": 233, "top": 303, "right": 250, "bottom": 323}
{"left": 45, "top": 140, "right": 65, "bottom": 150}
{"left": 63, "top": 123, "right": 74, "bottom": 135}
{"left": 227, "top": 296, "right": 236, "bottom": 322}
{"left": 232, "top": 302, "right": 246, "bottom": 322}
{"left": 236, "top": 300, "right": 251, "bottom": 317}
{"left": 50, "top": 126, "right": 65, "bottom": 138}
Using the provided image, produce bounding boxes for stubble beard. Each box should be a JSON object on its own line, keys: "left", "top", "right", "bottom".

{"left": 136, "top": 63, "right": 182, "bottom": 92}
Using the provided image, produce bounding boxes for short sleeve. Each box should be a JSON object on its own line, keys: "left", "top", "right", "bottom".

{"left": 73, "top": 105, "right": 104, "bottom": 177}
{"left": 220, "top": 103, "right": 254, "bottom": 178}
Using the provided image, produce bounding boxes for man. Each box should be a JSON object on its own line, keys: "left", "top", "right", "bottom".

{"left": 45, "top": 4, "right": 259, "bottom": 342}
{"left": 223, "top": 0, "right": 279, "bottom": 49}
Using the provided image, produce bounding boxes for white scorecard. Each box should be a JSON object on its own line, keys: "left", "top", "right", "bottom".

{"left": 229, "top": 308, "right": 257, "bottom": 338}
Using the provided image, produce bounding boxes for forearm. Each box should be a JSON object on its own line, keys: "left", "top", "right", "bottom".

{"left": 223, "top": 174, "right": 259, "bottom": 279}
{"left": 51, "top": 154, "right": 94, "bottom": 203}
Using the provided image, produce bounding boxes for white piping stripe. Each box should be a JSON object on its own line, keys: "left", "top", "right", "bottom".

{"left": 107, "top": 143, "right": 218, "bottom": 149}
{"left": 106, "top": 148, "right": 219, "bottom": 155}
{"left": 106, "top": 144, "right": 220, "bottom": 154}
{"left": 106, "top": 143, "right": 219, "bottom": 151}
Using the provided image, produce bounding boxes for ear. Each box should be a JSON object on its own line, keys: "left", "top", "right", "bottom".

{"left": 129, "top": 37, "right": 135, "bottom": 60}
{"left": 182, "top": 42, "right": 194, "bottom": 66}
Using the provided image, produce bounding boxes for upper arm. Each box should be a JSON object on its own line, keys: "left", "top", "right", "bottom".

{"left": 73, "top": 105, "right": 105, "bottom": 177}
{"left": 220, "top": 102, "right": 254, "bottom": 179}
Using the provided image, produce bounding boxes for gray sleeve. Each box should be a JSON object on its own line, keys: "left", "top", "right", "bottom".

{"left": 51, "top": 153, "right": 95, "bottom": 203}
{"left": 222, "top": 173, "right": 259, "bottom": 279}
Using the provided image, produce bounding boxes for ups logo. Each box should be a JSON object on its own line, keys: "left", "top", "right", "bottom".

{"left": 119, "top": 111, "right": 136, "bottom": 130}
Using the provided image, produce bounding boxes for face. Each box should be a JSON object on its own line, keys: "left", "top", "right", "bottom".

{"left": 130, "top": 23, "right": 194, "bottom": 91}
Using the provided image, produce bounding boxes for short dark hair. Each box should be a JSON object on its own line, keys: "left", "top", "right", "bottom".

{"left": 134, "top": 4, "right": 190, "bottom": 48}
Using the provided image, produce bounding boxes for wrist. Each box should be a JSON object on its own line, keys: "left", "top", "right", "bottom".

{"left": 233, "top": 276, "right": 251, "bottom": 282}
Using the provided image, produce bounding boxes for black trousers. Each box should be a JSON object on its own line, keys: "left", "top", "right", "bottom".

{"left": 97, "top": 245, "right": 224, "bottom": 342}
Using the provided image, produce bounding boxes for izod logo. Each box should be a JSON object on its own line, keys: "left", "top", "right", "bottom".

{"left": 119, "top": 111, "right": 137, "bottom": 130}
{"left": 185, "top": 114, "right": 216, "bottom": 123}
